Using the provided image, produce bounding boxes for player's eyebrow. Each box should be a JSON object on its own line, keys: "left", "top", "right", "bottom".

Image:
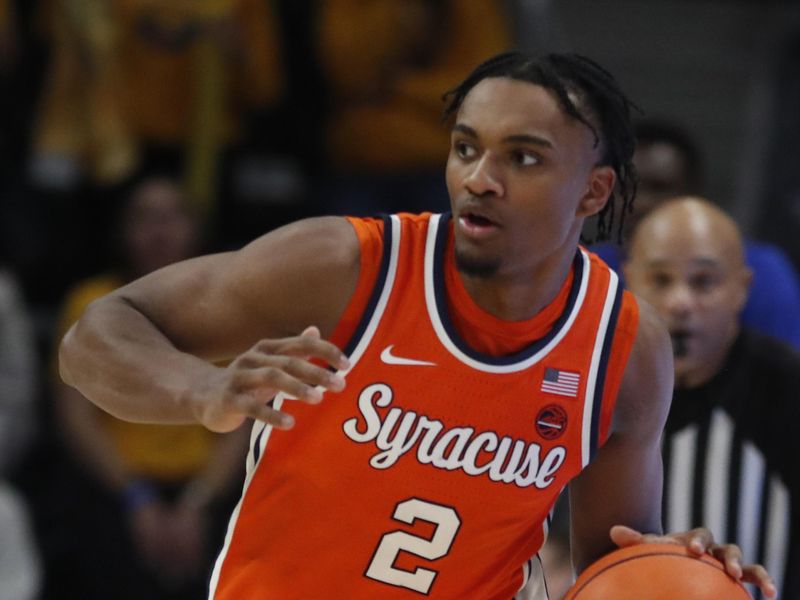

{"left": 452, "top": 124, "right": 479, "bottom": 138}
{"left": 452, "top": 124, "right": 554, "bottom": 149}
{"left": 503, "top": 134, "right": 553, "bottom": 149}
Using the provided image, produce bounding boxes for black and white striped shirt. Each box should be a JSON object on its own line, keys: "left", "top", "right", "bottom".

{"left": 662, "top": 330, "right": 800, "bottom": 600}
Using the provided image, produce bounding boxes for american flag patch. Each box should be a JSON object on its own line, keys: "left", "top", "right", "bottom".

{"left": 541, "top": 368, "right": 580, "bottom": 397}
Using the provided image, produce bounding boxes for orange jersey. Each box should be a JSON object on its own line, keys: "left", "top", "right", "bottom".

{"left": 209, "top": 213, "right": 639, "bottom": 600}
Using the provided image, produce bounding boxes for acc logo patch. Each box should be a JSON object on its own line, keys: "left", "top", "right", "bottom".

{"left": 535, "top": 404, "right": 568, "bottom": 440}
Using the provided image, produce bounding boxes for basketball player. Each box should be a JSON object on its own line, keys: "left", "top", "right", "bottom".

{"left": 58, "top": 52, "right": 776, "bottom": 599}
{"left": 624, "top": 197, "right": 799, "bottom": 599}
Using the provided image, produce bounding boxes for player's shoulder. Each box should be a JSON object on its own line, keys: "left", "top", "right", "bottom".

{"left": 240, "top": 215, "right": 360, "bottom": 271}
{"left": 394, "top": 211, "right": 439, "bottom": 226}
{"left": 344, "top": 211, "right": 441, "bottom": 255}
{"left": 230, "top": 210, "right": 438, "bottom": 296}
{"left": 348, "top": 211, "right": 440, "bottom": 233}
{"left": 221, "top": 216, "right": 363, "bottom": 335}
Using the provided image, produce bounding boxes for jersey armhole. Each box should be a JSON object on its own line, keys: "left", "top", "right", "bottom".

{"left": 598, "top": 291, "right": 640, "bottom": 445}
{"left": 328, "top": 217, "right": 385, "bottom": 352}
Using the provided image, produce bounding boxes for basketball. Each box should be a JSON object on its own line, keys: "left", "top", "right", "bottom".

{"left": 563, "top": 544, "right": 752, "bottom": 599}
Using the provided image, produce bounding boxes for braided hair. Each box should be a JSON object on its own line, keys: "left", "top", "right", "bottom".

{"left": 443, "top": 52, "right": 641, "bottom": 242}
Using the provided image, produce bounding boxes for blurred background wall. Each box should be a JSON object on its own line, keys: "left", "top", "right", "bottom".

{"left": 517, "top": 0, "right": 800, "bottom": 237}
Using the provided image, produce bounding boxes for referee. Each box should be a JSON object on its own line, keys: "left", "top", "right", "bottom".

{"left": 624, "top": 196, "right": 799, "bottom": 600}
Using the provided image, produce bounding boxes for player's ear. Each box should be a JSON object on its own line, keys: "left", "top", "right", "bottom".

{"left": 576, "top": 165, "right": 616, "bottom": 218}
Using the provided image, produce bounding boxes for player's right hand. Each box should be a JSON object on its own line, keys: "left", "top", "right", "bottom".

{"left": 610, "top": 525, "right": 777, "bottom": 598}
{"left": 192, "top": 326, "right": 349, "bottom": 433}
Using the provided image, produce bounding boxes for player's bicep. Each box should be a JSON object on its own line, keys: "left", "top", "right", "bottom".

{"left": 112, "top": 216, "right": 361, "bottom": 361}
{"left": 111, "top": 252, "right": 252, "bottom": 360}
{"left": 569, "top": 300, "right": 673, "bottom": 572}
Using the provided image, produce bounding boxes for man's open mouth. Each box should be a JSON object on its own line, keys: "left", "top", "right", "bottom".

{"left": 670, "top": 330, "right": 692, "bottom": 357}
{"left": 461, "top": 211, "right": 498, "bottom": 228}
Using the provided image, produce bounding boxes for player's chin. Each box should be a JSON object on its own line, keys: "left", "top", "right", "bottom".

{"left": 453, "top": 247, "right": 501, "bottom": 279}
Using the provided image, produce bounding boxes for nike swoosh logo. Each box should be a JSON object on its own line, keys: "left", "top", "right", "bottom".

{"left": 380, "top": 345, "right": 437, "bottom": 367}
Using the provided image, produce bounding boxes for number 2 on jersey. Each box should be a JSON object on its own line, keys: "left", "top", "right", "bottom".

{"left": 365, "top": 498, "right": 461, "bottom": 594}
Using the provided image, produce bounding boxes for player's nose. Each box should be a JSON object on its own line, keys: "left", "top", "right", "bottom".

{"left": 464, "top": 154, "right": 504, "bottom": 198}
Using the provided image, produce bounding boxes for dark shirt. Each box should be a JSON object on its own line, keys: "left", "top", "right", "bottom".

{"left": 662, "top": 329, "right": 800, "bottom": 600}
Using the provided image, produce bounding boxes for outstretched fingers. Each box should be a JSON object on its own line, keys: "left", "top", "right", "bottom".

{"left": 253, "top": 333, "right": 350, "bottom": 372}
{"left": 708, "top": 545, "right": 776, "bottom": 598}
{"left": 233, "top": 361, "right": 344, "bottom": 404}
{"left": 230, "top": 393, "right": 296, "bottom": 430}
{"left": 219, "top": 328, "right": 351, "bottom": 430}
{"left": 742, "top": 564, "right": 777, "bottom": 598}
{"left": 706, "top": 542, "right": 743, "bottom": 578}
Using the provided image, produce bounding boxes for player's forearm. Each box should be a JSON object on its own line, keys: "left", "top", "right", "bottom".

{"left": 58, "top": 295, "right": 215, "bottom": 425}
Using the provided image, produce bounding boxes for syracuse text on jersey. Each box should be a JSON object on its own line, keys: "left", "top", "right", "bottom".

{"left": 342, "top": 383, "right": 567, "bottom": 489}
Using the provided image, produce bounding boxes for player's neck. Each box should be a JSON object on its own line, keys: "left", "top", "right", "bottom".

{"left": 456, "top": 247, "right": 575, "bottom": 322}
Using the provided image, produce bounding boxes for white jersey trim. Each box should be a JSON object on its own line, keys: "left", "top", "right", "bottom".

{"left": 423, "top": 213, "right": 592, "bottom": 374}
{"left": 580, "top": 268, "right": 619, "bottom": 467}
{"left": 207, "top": 420, "right": 267, "bottom": 598}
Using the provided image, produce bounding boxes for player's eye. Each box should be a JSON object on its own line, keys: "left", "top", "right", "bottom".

{"left": 455, "top": 141, "right": 477, "bottom": 160}
{"left": 512, "top": 150, "right": 539, "bottom": 167}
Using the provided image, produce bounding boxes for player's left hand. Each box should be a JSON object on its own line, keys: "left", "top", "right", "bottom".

{"left": 610, "top": 525, "right": 777, "bottom": 598}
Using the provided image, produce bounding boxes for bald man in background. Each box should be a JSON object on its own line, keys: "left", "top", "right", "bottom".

{"left": 624, "top": 197, "right": 799, "bottom": 600}
{"left": 591, "top": 121, "right": 800, "bottom": 350}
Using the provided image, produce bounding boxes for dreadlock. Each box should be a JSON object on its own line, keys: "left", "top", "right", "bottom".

{"left": 443, "top": 51, "right": 641, "bottom": 243}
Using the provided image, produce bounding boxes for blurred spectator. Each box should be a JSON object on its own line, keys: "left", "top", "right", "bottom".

{"left": 0, "top": 263, "right": 42, "bottom": 600}
{"left": 625, "top": 120, "right": 704, "bottom": 232}
{"left": 0, "top": 0, "right": 49, "bottom": 286}
{"left": 49, "top": 176, "right": 248, "bottom": 599}
{"left": 592, "top": 118, "right": 800, "bottom": 350}
{"left": 0, "top": 0, "right": 20, "bottom": 170}
{"left": 625, "top": 197, "right": 799, "bottom": 600}
{"left": 30, "top": 0, "right": 284, "bottom": 221}
{"left": 314, "top": 0, "right": 513, "bottom": 215}
{"left": 215, "top": 0, "right": 329, "bottom": 245}
{"left": 0, "top": 0, "right": 17, "bottom": 73}
{"left": 0, "top": 481, "right": 41, "bottom": 600}
{"left": 0, "top": 267, "right": 37, "bottom": 476}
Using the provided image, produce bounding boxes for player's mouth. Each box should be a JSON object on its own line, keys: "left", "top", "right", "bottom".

{"left": 458, "top": 211, "right": 500, "bottom": 238}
